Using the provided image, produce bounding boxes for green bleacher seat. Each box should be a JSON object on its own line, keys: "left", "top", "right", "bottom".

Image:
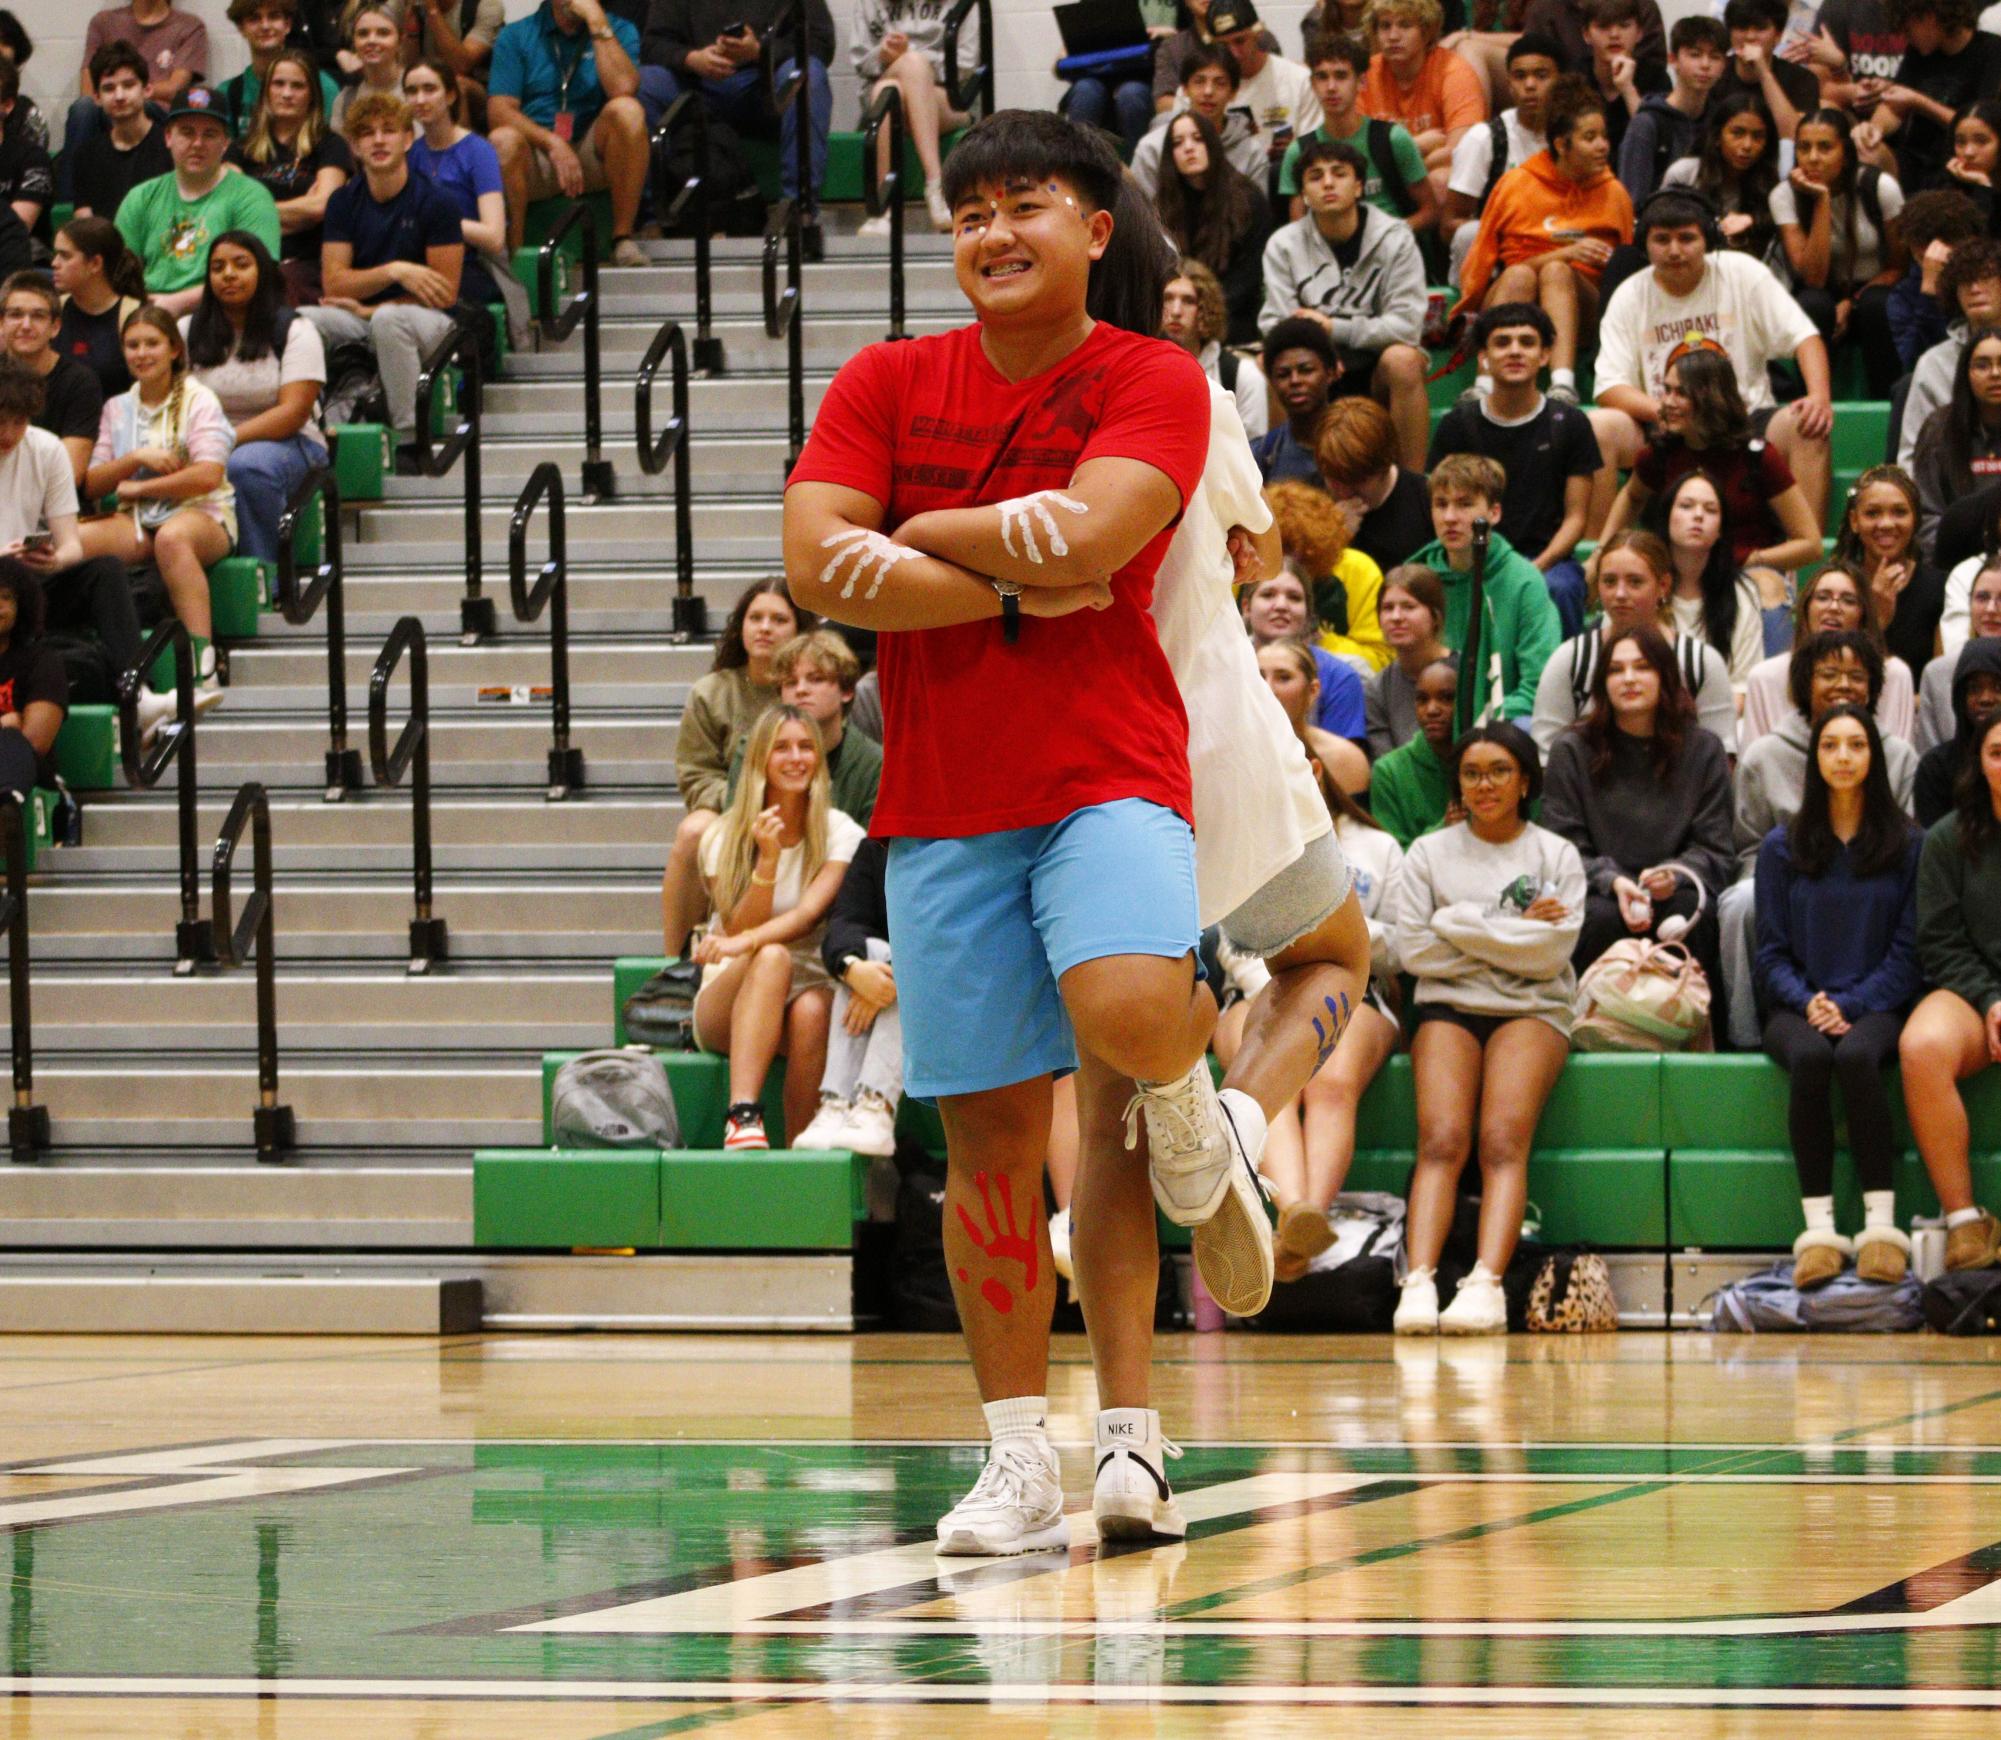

{"left": 332, "top": 423, "right": 391, "bottom": 502}
{"left": 209, "top": 558, "right": 267, "bottom": 641}
{"left": 20, "top": 786, "right": 59, "bottom": 870}
{"left": 474, "top": 1149, "right": 662, "bottom": 1247}
{"left": 1830, "top": 401, "right": 1890, "bottom": 471}
{"left": 52, "top": 704, "right": 118, "bottom": 791}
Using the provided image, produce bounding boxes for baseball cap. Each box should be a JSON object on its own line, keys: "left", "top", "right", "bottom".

{"left": 1207, "top": 0, "right": 1262, "bottom": 34}
{"left": 164, "top": 84, "right": 229, "bottom": 128}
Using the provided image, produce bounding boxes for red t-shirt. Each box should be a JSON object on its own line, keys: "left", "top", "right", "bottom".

{"left": 790, "top": 321, "right": 1210, "bottom": 839}
{"left": 1634, "top": 439, "right": 1797, "bottom": 569}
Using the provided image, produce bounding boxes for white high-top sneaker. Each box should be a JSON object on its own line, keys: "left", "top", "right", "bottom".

{"left": 1092, "top": 1407, "right": 1186, "bottom": 1543}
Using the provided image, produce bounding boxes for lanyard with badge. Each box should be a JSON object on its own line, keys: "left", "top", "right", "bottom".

{"left": 552, "top": 27, "right": 590, "bottom": 142}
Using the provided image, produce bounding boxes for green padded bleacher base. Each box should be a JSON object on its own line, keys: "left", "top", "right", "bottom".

{"left": 209, "top": 557, "right": 269, "bottom": 641}
{"left": 52, "top": 705, "right": 118, "bottom": 791}
{"left": 475, "top": 1149, "right": 661, "bottom": 1247}
{"left": 332, "top": 423, "right": 391, "bottom": 503}
{"left": 20, "top": 787, "right": 58, "bottom": 870}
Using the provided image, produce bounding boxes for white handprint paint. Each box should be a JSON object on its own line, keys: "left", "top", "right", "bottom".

{"left": 817, "top": 528, "right": 919, "bottom": 600}
{"left": 996, "top": 491, "right": 1088, "bottom": 564}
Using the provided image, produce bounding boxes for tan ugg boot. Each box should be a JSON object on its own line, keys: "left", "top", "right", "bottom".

{"left": 1855, "top": 1224, "right": 1911, "bottom": 1285}
{"left": 1946, "top": 1210, "right": 2001, "bottom": 1272}
{"left": 1791, "top": 1228, "right": 1851, "bottom": 1291}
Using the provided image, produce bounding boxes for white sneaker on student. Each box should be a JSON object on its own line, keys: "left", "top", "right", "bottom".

{"left": 926, "top": 180, "right": 953, "bottom": 231}
{"left": 1129, "top": 1061, "right": 1233, "bottom": 1227}
{"left": 842, "top": 1088, "right": 898, "bottom": 1157}
{"left": 1190, "top": 1088, "right": 1273, "bottom": 1318}
{"left": 793, "top": 1093, "right": 851, "bottom": 1150}
{"left": 1048, "top": 1205, "right": 1074, "bottom": 1282}
{"left": 857, "top": 212, "right": 892, "bottom": 237}
{"left": 1092, "top": 1407, "right": 1186, "bottom": 1542}
{"left": 935, "top": 1433, "right": 1069, "bottom": 1556}
{"left": 1438, "top": 1264, "right": 1508, "bottom": 1335}
{"left": 1393, "top": 1265, "right": 1439, "bottom": 1335}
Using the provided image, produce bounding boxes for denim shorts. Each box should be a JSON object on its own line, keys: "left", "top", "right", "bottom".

{"left": 885, "top": 798, "right": 1200, "bottom": 1101}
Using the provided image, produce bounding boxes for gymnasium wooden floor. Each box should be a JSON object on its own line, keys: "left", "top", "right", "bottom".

{"left": 0, "top": 1332, "right": 1998, "bottom": 1735}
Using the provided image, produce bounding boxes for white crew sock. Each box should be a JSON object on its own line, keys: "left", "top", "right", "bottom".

{"left": 983, "top": 1396, "right": 1048, "bottom": 1443}
{"left": 1947, "top": 1206, "right": 1984, "bottom": 1229}
{"left": 1802, "top": 1195, "right": 1836, "bottom": 1234}
{"left": 1863, "top": 1189, "right": 1896, "bottom": 1230}
{"left": 1551, "top": 366, "right": 1577, "bottom": 392}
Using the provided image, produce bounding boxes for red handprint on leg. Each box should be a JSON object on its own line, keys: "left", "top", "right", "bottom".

{"left": 953, "top": 1170, "right": 1040, "bottom": 1315}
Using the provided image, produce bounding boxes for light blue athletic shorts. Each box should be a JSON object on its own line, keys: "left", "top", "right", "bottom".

{"left": 885, "top": 798, "right": 1200, "bottom": 1101}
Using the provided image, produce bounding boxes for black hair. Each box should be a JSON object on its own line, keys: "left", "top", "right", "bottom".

{"left": 1790, "top": 703, "right": 1915, "bottom": 879}
{"left": 1887, "top": 0, "right": 1982, "bottom": 31}
{"left": 1180, "top": 41, "right": 1242, "bottom": 90}
{"left": 1545, "top": 73, "right": 1608, "bottom": 148}
{"left": 1689, "top": 91, "right": 1780, "bottom": 257}
{"left": 1941, "top": 234, "right": 2001, "bottom": 312}
{"left": 1787, "top": 627, "right": 1885, "bottom": 716}
{"left": 0, "top": 557, "right": 44, "bottom": 645}
{"left": 713, "top": 579, "right": 815, "bottom": 674}
{"left": 1953, "top": 708, "right": 2001, "bottom": 865}
{"left": 57, "top": 214, "right": 148, "bottom": 300}
{"left": 1155, "top": 109, "right": 1263, "bottom": 277}
{"left": 0, "top": 357, "right": 42, "bottom": 421}
{"left": 1790, "top": 108, "right": 1864, "bottom": 287}
{"left": 1939, "top": 324, "right": 2001, "bottom": 505}
{"left": 1449, "top": 720, "right": 1544, "bottom": 815}
{"left": 941, "top": 109, "right": 1124, "bottom": 218}
{"left": 1261, "top": 315, "right": 1339, "bottom": 373}
{"left": 1508, "top": 30, "right": 1564, "bottom": 64}
{"left": 1297, "top": 134, "right": 1368, "bottom": 183}
{"left": 1640, "top": 187, "right": 1719, "bottom": 242}
{"left": 1088, "top": 174, "right": 1179, "bottom": 338}
{"left": 1723, "top": 0, "right": 1787, "bottom": 28}
{"left": 1305, "top": 31, "right": 1369, "bottom": 74}
{"left": 89, "top": 39, "right": 148, "bottom": 88}
{"left": 186, "top": 231, "right": 288, "bottom": 369}
{"left": 1471, "top": 300, "right": 1555, "bottom": 350}
{"left": 1642, "top": 467, "right": 1743, "bottom": 660}
{"left": 1669, "top": 13, "right": 1730, "bottom": 53}
{"left": 0, "top": 10, "right": 29, "bottom": 66}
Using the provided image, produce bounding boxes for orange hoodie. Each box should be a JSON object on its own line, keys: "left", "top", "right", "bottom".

{"left": 1458, "top": 150, "right": 1635, "bottom": 308}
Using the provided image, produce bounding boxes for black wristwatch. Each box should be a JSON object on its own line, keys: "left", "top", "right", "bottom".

{"left": 992, "top": 578, "right": 1022, "bottom": 643}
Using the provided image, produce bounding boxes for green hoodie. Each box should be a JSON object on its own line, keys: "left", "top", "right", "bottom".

{"left": 1371, "top": 731, "right": 1452, "bottom": 850}
{"left": 1413, "top": 530, "right": 1562, "bottom": 724}
{"left": 1917, "top": 812, "right": 2001, "bottom": 1018}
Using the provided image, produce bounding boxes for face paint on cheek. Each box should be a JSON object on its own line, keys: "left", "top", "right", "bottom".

{"left": 952, "top": 1170, "right": 1041, "bottom": 1314}
{"left": 996, "top": 491, "right": 1088, "bottom": 563}
{"left": 817, "top": 527, "right": 918, "bottom": 599}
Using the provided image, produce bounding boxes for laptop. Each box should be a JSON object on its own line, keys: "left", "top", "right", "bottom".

{"left": 1055, "top": 0, "right": 1152, "bottom": 57}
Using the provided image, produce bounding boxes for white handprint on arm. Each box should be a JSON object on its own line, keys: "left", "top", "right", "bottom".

{"left": 818, "top": 527, "right": 920, "bottom": 599}
{"left": 995, "top": 491, "right": 1088, "bottom": 564}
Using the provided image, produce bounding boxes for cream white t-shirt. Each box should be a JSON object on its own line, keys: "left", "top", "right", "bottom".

{"left": 0, "top": 427, "right": 78, "bottom": 547}
{"left": 1671, "top": 579, "right": 1768, "bottom": 687}
{"left": 1597, "top": 251, "right": 1821, "bottom": 412}
{"left": 700, "top": 807, "right": 864, "bottom": 921}
{"left": 1335, "top": 813, "right": 1403, "bottom": 981}
{"left": 181, "top": 315, "right": 329, "bottom": 450}
{"left": 1150, "top": 381, "right": 1338, "bottom": 928}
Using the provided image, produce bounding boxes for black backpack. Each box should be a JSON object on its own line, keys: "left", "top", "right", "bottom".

{"left": 1366, "top": 116, "right": 1416, "bottom": 217}
{"left": 1921, "top": 1268, "right": 2001, "bottom": 1335}
{"left": 1479, "top": 112, "right": 1515, "bottom": 207}
{"left": 657, "top": 112, "right": 768, "bottom": 239}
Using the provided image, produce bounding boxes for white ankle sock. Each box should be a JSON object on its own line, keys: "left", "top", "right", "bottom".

{"left": 1947, "top": 1206, "right": 1984, "bottom": 1229}
{"left": 1863, "top": 1189, "right": 1896, "bottom": 1230}
{"left": 1551, "top": 366, "right": 1577, "bottom": 391}
{"left": 983, "top": 1396, "right": 1048, "bottom": 1442}
{"left": 1802, "top": 1195, "right": 1836, "bottom": 1233}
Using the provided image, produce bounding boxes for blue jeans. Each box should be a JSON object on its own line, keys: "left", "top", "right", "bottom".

{"left": 1063, "top": 76, "right": 1153, "bottom": 153}
{"left": 228, "top": 433, "right": 323, "bottom": 566}
{"left": 647, "top": 58, "right": 830, "bottom": 205}
{"left": 1543, "top": 558, "right": 1587, "bottom": 640}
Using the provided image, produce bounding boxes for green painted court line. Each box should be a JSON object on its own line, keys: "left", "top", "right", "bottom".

{"left": 1833, "top": 1384, "right": 2001, "bottom": 1443}
{"left": 592, "top": 1706, "right": 764, "bottom": 1740}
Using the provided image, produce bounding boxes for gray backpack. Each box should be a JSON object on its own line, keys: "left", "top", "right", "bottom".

{"left": 1710, "top": 1261, "right": 1924, "bottom": 1333}
{"left": 550, "top": 1048, "right": 680, "bottom": 1149}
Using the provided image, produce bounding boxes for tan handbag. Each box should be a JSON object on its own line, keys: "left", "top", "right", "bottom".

{"left": 1571, "top": 938, "right": 1712, "bottom": 1052}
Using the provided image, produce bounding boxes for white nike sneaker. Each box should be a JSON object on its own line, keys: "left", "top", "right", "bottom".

{"left": 1092, "top": 1407, "right": 1186, "bottom": 1542}
{"left": 1190, "top": 1088, "right": 1274, "bottom": 1318}
{"left": 1438, "top": 1264, "right": 1508, "bottom": 1335}
{"left": 1128, "top": 1060, "right": 1233, "bottom": 1227}
{"left": 792, "top": 1093, "right": 851, "bottom": 1150}
{"left": 1394, "top": 1265, "right": 1439, "bottom": 1335}
{"left": 935, "top": 1433, "right": 1069, "bottom": 1557}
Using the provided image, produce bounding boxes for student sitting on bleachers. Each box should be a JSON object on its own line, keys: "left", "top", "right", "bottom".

{"left": 1827, "top": 465, "right": 1945, "bottom": 677}
{"left": 1923, "top": 555, "right": 2001, "bottom": 745}
{"left": 1864, "top": 0, "right": 2001, "bottom": 194}
{"left": 1616, "top": 13, "right": 1727, "bottom": 209}
{"left": 1255, "top": 635, "right": 1370, "bottom": 799}
{"left": 1897, "top": 233, "right": 2001, "bottom": 467}
{"left": 1897, "top": 704, "right": 2001, "bottom": 1273}
{"left": 1254, "top": 316, "right": 1340, "bottom": 484}
{"left": 183, "top": 231, "right": 327, "bottom": 567}
{"left": 1659, "top": 90, "right": 1781, "bottom": 268}
{"left": 1264, "top": 475, "right": 1389, "bottom": 672}
{"left": 1723, "top": 629, "right": 1920, "bottom": 1045}
{"left": 1393, "top": 721, "right": 1585, "bottom": 1334}
{"left": 219, "top": 0, "right": 343, "bottom": 139}
{"left": 1755, "top": 702, "right": 1924, "bottom": 1288}
{"left": 664, "top": 579, "right": 809, "bottom": 958}
{"left": 1155, "top": 108, "right": 1275, "bottom": 347}
{"left": 328, "top": 3, "right": 405, "bottom": 134}
{"left": 692, "top": 703, "right": 862, "bottom": 1153}
{"left": 1915, "top": 631, "right": 2001, "bottom": 821}
{"left": 794, "top": 835, "right": 900, "bottom": 1157}
{"left": 51, "top": 218, "right": 146, "bottom": 403}
{"left": 1243, "top": 567, "right": 1370, "bottom": 760}
{"left": 234, "top": 50, "right": 354, "bottom": 306}
{"left": 1641, "top": 468, "right": 1770, "bottom": 687}
{"left": 1368, "top": 650, "right": 1458, "bottom": 844}
{"left": 0, "top": 12, "right": 44, "bottom": 151}
{"left": 1542, "top": 621, "right": 1735, "bottom": 990}
{"left": 1366, "top": 562, "right": 1449, "bottom": 753}
{"left": 1772, "top": 107, "right": 1908, "bottom": 397}
{"left": 1885, "top": 186, "right": 1982, "bottom": 370}
{"left": 1161, "top": 259, "right": 1269, "bottom": 440}
{"left": 1360, "top": 0, "right": 1487, "bottom": 209}
{"left": 1283, "top": 31, "right": 1435, "bottom": 235}
{"left": 1720, "top": 0, "right": 1815, "bottom": 139}
{"left": 304, "top": 92, "right": 464, "bottom": 477}
{"left": 1742, "top": 562, "right": 1919, "bottom": 744}
{"left": 724, "top": 629, "right": 880, "bottom": 826}
{"left": 1410, "top": 453, "right": 1564, "bottom": 720}
{"left": 1531, "top": 526, "right": 1737, "bottom": 752}
{"left": 3, "top": 273, "right": 101, "bottom": 491}
{"left": 1441, "top": 32, "right": 1559, "bottom": 284}
{"left": 1315, "top": 395, "right": 1435, "bottom": 573}
{"left": 67, "top": 43, "right": 171, "bottom": 223}
{"left": 70, "top": 0, "right": 208, "bottom": 184}
{"left": 402, "top": 58, "right": 504, "bottom": 313}
{"left": 1131, "top": 44, "right": 1269, "bottom": 199}
{"left": 1913, "top": 324, "right": 2001, "bottom": 559}
{"left": 0, "top": 559, "right": 64, "bottom": 799}
{"left": 850, "top": 0, "right": 967, "bottom": 235}
{"left": 75, "top": 305, "right": 235, "bottom": 700}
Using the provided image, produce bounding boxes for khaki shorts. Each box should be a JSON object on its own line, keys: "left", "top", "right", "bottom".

{"left": 521, "top": 122, "right": 612, "bottom": 201}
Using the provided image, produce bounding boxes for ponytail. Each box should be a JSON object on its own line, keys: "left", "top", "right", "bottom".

{"left": 59, "top": 214, "right": 146, "bottom": 300}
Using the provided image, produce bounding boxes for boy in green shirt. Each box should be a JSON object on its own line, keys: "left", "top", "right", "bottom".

{"left": 1410, "top": 453, "right": 1562, "bottom": 722}
{"left": 1280, "top": 32, "right": 1434, "bottom": 234}
{"left": 113, "top": 84, "right": 281, "bottom": 312}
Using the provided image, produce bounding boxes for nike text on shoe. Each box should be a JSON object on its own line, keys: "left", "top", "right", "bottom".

{"left": 1093, "top": 1408, "right": 1186, "bottom": 1542}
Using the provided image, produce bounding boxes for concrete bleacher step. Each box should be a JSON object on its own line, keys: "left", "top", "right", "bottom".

{"left": 478, "top": 373, "right": 835, "bottom": 427}
{"left": 593, "top": 257, "right": 961, "bottom": 312}
{"left": 0, "top": 1269, "right": 481, "bottom": 1334}
{"left": 219, "top": 640, "right": 701, "bottom": 713}
{"left": 352, "top": 495, "right": 780, "bottom": 545}
{"left": 385, "top": 434, "right": 798, "bottom": 492}
{"left": 513, "top": 313, "right": 961, "bottom": 371}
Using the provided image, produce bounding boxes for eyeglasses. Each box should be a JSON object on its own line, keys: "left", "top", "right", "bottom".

{"left": 1459, "top": 766, "right": 1519, "bottom": 789}
{"left": 1812, "top": 666, "right": 1867, "bottom": 687}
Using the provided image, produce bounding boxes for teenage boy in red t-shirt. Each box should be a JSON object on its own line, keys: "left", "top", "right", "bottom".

{"left": 784, "top": 111, "right": 1268, "bottom": 1557}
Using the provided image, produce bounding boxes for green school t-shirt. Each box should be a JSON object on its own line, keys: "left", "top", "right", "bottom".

{"left": 1278, "top": 113, "right": 1426, "bottom": 217}
{"left": 115, "top": 171, "right": 284, "bottom": 295}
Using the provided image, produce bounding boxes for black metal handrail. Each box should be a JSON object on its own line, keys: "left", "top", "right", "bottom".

{"left": 943, "top": 0, "right": 995, "bottom": 120}
{"left": 650, "top": 92, "right": 727, "bottom": 374}
{"left": 414, "top": 315, "right": 489, "bottom": 642}
{"left": 761, "top": 0, "right": 809, "bottom": 469}
{"left": 637, "top": 318, "right": 704, "bottom": 639}
{"left": 508, "top": 462, "right": 584, "bottom": 799}
{"left": 862, "top": 83, "right": 907, "bottom": 342}
{"left": 0, "top": 796, "right": 47, "bottom": 1165}
{"left": 369, "top": 616, "right": 448, "bottom": 975}
{"left": 213, "top": 781, "right": 293, "bottom": 1163}
{"left": 761, "top": 0, "right": 815, "bottom": 243}
{"left": 116, "top": 618, "right": 212, "bottom": 972}
{"left": 537, "top": 200, "right": 614, "bottom": 503}
{"left": 272, "top": 463, "right": 362, "bottom": 801}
